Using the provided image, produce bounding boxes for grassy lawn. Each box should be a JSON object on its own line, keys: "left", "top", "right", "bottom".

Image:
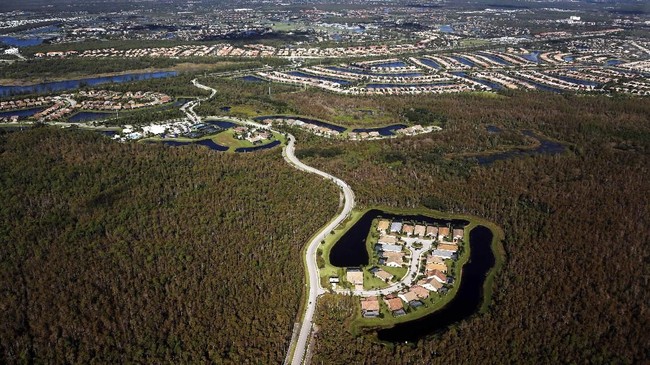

{"left": 139, "top": 127, "right": 285, "bottom": 153}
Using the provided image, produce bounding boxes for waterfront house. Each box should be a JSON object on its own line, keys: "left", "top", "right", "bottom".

{"left": 398, "top": 290, "right": 419, "bottom": 304}
{"left": 346, "top": 269, "right": 364, "bottom": 290}
{"left": 420, "top": 277, "right": 444, "bottom": 292}
{"left": 377, "top": 219, "right": 390, "bottom": 232}
{"left": 361, "top": 296, "right": 380, "bottom": 318}
{"left": 453, "top": 228, "right": 465, "bottom": 240}
{"left": 384, "top": 296, "right": 405, "bottom": 316}
{"left": 390, "top": 222, "right": 403, "bottom": 233}
{"left": 402, "top": 224, "right": 415, "bottom": 236}
{"left": 411, "top": 285, "right": 430, "bottom": 299}
{"left": 431, "top": 270, "right": 447, "bottom": 284}
{"left": 414, "top": 225, "right": 426, "bottom": 236}
{"left": 438, "top": 226, "right": 450, "bottom": 240}
{"left": 426, "top": 226, "right": 438, "bottom": 237}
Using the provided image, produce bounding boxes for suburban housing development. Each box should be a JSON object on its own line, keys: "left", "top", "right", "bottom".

{"left": 340, "top": 218, "right": 466, "bottom": 319}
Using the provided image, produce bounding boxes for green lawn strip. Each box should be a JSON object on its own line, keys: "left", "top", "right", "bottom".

{"left": 382, "top": 265, "right": 407, "bottom": 280}
{"left": 363, "top": 268, "right": 390, "bottom": 290}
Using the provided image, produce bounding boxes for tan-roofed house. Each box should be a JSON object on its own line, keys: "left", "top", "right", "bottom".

{"left": 384, "top": 297, "right": 404, "bottom": 312}
{"left": 437, "top": 243, "right": 458, "bottom": 252}
{"left": 377, "top": 219, "right": 390, "bottom": 232}
{"left": 399, "top": 290, "right": 419, "bottom": 303}
{"left": 411, "top": 285, "right": 430, "bottom": 299}
{"left": 361, "top": 296, "right": 380, "bottom": 317}
{"left": 383, "top": 251, "right": 405, "bottom": 267}
{"left": 420, "top": 277, "right": 444, "bottom": 292}
{"left": 453, "top": 228, "right": 465, "bottom": 240}
{"left": 378, "top": 235, "right": 399, "bottom": 245}
{"left": 402, "top": 224, "right": 415, "bottom": 235}
{"left": 426, "top": 226, "right": 438, "bottom": 237}
{"left": 431, "top": 269, "right": 447, "bottom": 283}
{"left": 426, "top": 262, "right": 448, "bottom": 274}
{"left": 438, "top": 226, "right": 450, "bottom": 238}
{"left": 414, "top": 225, "right": 426, "bottom": 236}
{"left": 346, "top": 269, "right": 363, "bottom": 287}
{"left": 426, "top": 255, "right": 445, "bottom": 264}
{"left": 374, "top": 269, "right": 394, "bottom": 282}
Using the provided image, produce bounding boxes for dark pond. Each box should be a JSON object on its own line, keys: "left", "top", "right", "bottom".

{"left": 162, "top": 139, "right": 229, "bottom": 151}
{"left": 521, "top": 51, "right": 541, "bottom": 63}
{"left": 486, "top": 125, "right": 503, "bottom": 133}
{"left": 326, "top": 66, "right": 370, "bottom": 75}
{"left": 254, "top": 115, "right": 347, "bottom": 133}
{"left": 287, "top": 71, "right": 350, "bottom": 85}
{"left": 0, "top": 107, "right": 45, "bottom": 119}
{"left": 329, "top": 209, "right": 469, "bottom": 268}
{"left": 377, "top": 225, "right": 495, "bottom": 342}
{"left": 0, "top": 71, "right": 178, "bottom": 98}
{"left": 205, "top": 120, "right": 237, "bottom": 129}
{"left": 0, "top": 36, "right": 43, "bottom": 47}
{"left": 478, "top": 52, "right": 511, "bottom": 66}
{"left": 475, "top": 130, "right": 565, "bottom": 165}
{"left": 371, "top": 61, "right": 408, "bottom": 68}
{"left": 440, "top": 25, "right": 454, "bottom": 33}
{"left": 451, "top": 56, "right": 476, "bottom": 67}
{"left": 68, "top": 111, "right": 114, "bottom": 123}
{"left": 240, "top": 75, "right": 266, "bottom": 82}
{"left": 523, "top": 80, "right": 565, "bottom": 93}
{"left": 235, "top": 140, "right": 281, "bottom": 152}
{"left": 417, "top": 58, "right": 441, "bottom": 69}
{"left": 352, "top": 124, "right": 407, "bottom": 136}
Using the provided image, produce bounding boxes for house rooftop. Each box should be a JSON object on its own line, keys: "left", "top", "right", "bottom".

{"left": 378, "top": 243, "right": 402, "bottom": 253}
{"left": 438, "top": 243, "right": 458, "bottom": 252}
{"left": 346, "top": 270, "right": 363, "bottom": 285}
{"left": 384, "top": 297, "right": 404, "bottom": 311}
{"left": 411, "top": 285, "right": 430, "bottom": 299}
{"left": 377, "top": 219, "right": 390, "bottom": 231}
{"left": 432, "top": 249, "right": 454, "bottom": 259}
{"left": 378, "top": 235, "right": 398, "bottom": 244}
{"left": 361, "top": 297, "right": 380, "bottom": 312}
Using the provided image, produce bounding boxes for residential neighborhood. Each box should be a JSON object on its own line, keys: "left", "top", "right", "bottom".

{"left": 337, "top": 216, "right": 467, "bottom": 320}
{"left": 0, "top": 90, "right": 172, "bottom": 123}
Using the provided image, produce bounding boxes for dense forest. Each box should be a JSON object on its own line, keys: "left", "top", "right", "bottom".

{"left": 293, "top": 92, "right": 649, "bottom": 364}
{"left": 0, "top": 128, "right": 340, "bottom": 363}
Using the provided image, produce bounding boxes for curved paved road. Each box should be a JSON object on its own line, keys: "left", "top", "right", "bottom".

{"left": 283, "top": 134, "right": 355, "bottom": 365}
{"left": 189, "top": 79, "right": 356, "bottom": 365}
